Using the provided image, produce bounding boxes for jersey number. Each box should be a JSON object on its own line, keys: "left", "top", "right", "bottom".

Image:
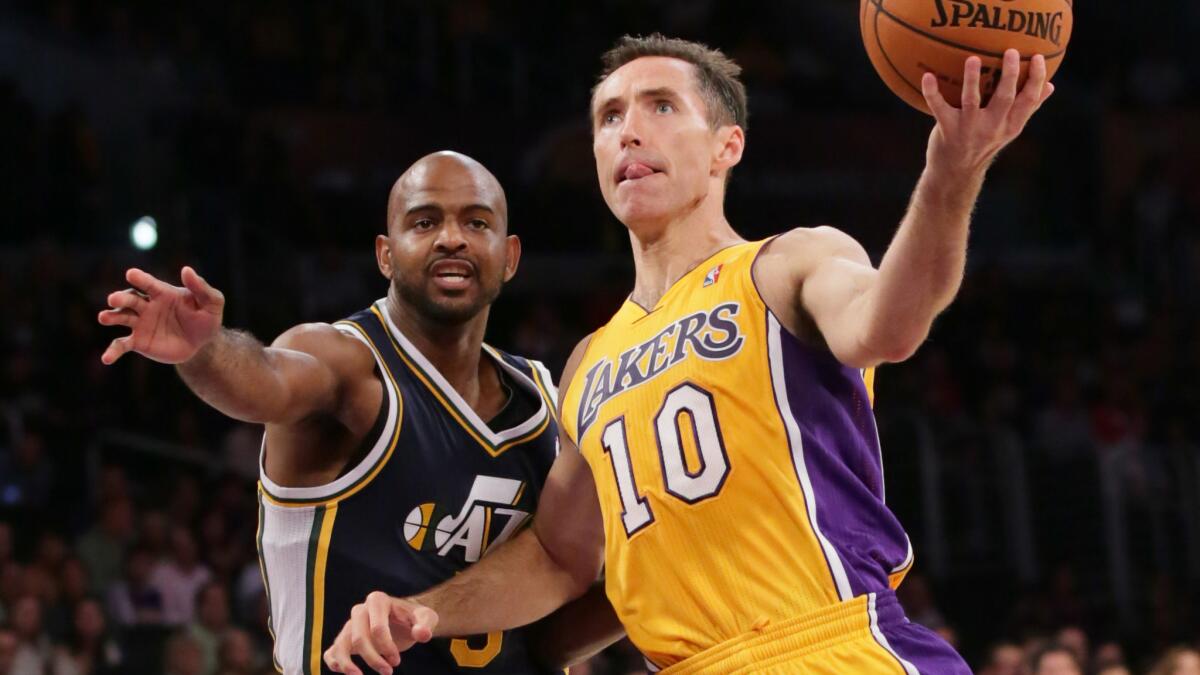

{"left": 450, "top": 632, "right": 502, "bottom": 667}
{"left": 601, "top": 383, "right": 730, "bottom": 536}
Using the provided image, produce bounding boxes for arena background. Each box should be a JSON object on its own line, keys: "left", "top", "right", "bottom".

{"left": 1, "top": 1, "right": 1199, "bottom": 674}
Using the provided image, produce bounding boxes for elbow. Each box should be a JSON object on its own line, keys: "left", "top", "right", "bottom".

{"left": 859, "top": 328, "right": 927, "bottom": 365}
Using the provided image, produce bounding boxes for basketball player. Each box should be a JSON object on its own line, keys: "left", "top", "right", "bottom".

{"left": 97, "top": 151, "right": 622, "bottom": 674}
{"left": 325, "top": 35, "right": 1055, "bottom": 674}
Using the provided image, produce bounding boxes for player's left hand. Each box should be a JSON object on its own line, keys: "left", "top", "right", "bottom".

{"left": 324, "top": 592, "right": 437, "bottom": 675}
{"left": 922, "top": 48, "right": 1054, "bottom": 175}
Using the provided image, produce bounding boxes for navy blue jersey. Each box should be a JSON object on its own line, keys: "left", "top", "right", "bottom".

{"left": 257, "top": 299, "right": 561, "bottom": 674}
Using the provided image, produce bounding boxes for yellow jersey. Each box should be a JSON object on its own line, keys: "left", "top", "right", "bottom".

{"left": 561, "top": 240, "right": 914, "bottom": 669}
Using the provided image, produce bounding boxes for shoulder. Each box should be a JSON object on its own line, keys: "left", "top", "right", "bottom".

{"left": 557, "top": 334, "right": 596, "bottom": 408}
{"left": 757, "top": 226, "right": 869, "bottom": 272}
{"left": 271, "top": 322, "right": 375, "bottom": 376}
{"left": 754, "top": 227, "right": 870, "bottom": 297}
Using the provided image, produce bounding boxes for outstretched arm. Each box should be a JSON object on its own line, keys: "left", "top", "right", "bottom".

{"left": 323, "top": 336, "right": 611, "bottom": 675}
{"left": 757, "top": 50, "right": 1054, "bottom": 367}
{"left": 98, "top": 266, "right": 364, "bottom": 425}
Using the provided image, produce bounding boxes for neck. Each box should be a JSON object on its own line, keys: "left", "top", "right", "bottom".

{"left": 385, "top": 289, "right": 492, "bottom": 407}
{"left": 626, "top": 190, "right": 742, "bottom": 309}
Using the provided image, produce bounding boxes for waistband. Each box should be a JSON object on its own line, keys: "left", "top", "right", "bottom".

{"left": 655, "top": 590, "right": 906, "bottom": 674}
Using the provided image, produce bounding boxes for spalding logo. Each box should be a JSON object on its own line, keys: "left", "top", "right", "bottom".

{"left": 930, "top": 0, "right": 1066, "bottom": 46}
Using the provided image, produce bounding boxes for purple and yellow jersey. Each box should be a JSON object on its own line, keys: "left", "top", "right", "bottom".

{"left": 561, "top": 240, "right": 914, "bottom": 669}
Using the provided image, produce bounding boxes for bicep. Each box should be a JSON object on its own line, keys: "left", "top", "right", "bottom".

{"left": 533, "top": 443, "right": 606, "bottom": 588}
{"left": 759, "top": 227, "right": 882, "bottom": 368}
{"left": 267, "top": 324, "right": 368, "bottom": 424}
{"left": 532, "top": 334, "right": 605, "bottom": 586}
{"left": 800, "top": 253, "right": 881, "bottom": 367}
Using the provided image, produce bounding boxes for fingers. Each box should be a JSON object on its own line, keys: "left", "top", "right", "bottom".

{"left": 98, "top": 308, "right": 137, "bottom": 328}
{"left": 986, "top": 49, "right": 1021, "bottom": 115}
{"left": 366, "top": 592, "right": 401, "bottom": 667}
{"left": 324, "top": 628, "right": 363, "bottom": 675}
{"left": 349, "top": 604, "right": 392, "bottom": 675}
{"left": 407, "top": 605, "right": 438, "bottom": 643}
{"left": 921, "top": 73, "right": 955, "bottom": 123}
{"left": 125, "top": 268, "right": 170, "bottom": 298}
{"left": 960, "top": 56, "right": 982, "bottom": 109}
{"left": 1008, "top": 54, "right": 1049, "bottom": 123}
{"left": 107, "top": 289, "right": 147, "bottom": 313}
{"left": 101, "top": 337, "right": 133, "bottom": 365}
{"left": 180, "top": 266, "right": 224, "bottom": 310}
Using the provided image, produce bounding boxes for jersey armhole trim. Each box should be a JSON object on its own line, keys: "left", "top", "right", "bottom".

{"left": 258, "top": 320, "right": 403, "bottom": 507}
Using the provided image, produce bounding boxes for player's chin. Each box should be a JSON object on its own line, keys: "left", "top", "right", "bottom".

{"left": 424, "top": 287, "right": 493, "bottom": 321}
{"left": 615, "top": 197, "right": 672, "bottom": 227}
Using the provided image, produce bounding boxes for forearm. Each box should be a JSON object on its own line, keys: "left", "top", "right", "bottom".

{"left": 861, "top": 163, "right": 984, "bottom": 358}
{"left": 413, "top": 528, "right": 588, "bottom": 638}
{"left": 175, "top": 328, "right": 295, "bottom": 423}
{"left": 527, "top": 582, "right": 624, "bottom": 668}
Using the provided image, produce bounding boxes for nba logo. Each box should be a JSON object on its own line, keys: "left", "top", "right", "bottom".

{"left": 703, "top": 264, "right": 723, "bottom": 287}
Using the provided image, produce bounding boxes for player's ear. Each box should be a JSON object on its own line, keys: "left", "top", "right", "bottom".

{"left": 504, "top": 234, "right": 521, "bottom": 282}
{"left": 712, "top": 125, "right": 745, "bottom": 176}
{"left": 375, "top": 234, "right": 394, "bottom": 280}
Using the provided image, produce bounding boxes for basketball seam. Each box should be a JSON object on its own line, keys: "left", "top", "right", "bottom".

{"left": 872, "top": 0, "right": 926, "bottom": 101}
{"left": 868, "top": 0, "right": 1067, "bottom": 61}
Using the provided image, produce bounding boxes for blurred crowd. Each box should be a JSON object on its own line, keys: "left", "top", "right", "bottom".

{"left": 2, "top": 0, "right": 1200, "bottom": 673}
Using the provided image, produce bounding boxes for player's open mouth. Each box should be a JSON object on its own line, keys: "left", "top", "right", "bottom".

{"left": 430, "top": 259, "right": 475, "bottom": 291}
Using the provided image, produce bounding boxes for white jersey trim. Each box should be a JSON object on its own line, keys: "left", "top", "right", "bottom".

{"left": 257, "top": 321, "right": 400, "bottom": 502}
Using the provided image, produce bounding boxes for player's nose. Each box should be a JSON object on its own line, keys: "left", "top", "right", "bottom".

{"left": 434, "top": 220, "right": 468, "bottom": 252}
{"left": 619, "top": 111, "right": 643, "bottom": 149}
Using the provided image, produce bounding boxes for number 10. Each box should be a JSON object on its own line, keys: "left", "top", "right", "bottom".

{"left": 601, "top": 383, "right": 730, "bottom": 537}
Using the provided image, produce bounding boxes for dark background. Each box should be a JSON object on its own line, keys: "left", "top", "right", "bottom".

{"left": 1, "top": 1, "right": 1198, "bottom": 674}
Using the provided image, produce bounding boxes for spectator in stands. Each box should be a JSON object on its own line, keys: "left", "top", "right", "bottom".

{"left": 1149, "top": 647, "right": 1200, "bottom": 675}
{"left": 0, "top": 626, "right": 18, "bottom": 674}
{"left": 189, "top": 581, "right": 232, "bottom": 675}
{"left": 106, "top": 545, "right": 164, "bottom": 627}
{"left": 217, "top": 627, "right": 257, "bottom": 675}
{"left": 75, "top": 497, "right": 135, "bottom": 593}
{"left": 164, "top": 631, "right": 205, "bottom": 675}
{"left": 10, "top": 594, "right": 52, "bottom": 674}
{"left": 151, "top": 526, "right": 211, "bottom": 625}
{"left": 1030, "top": 642, "right": 1084, "bottom": 675}
{"left": 49, "top": 597, "right": 123, "bottom": 675}
{"left": 1093, "top": 641, "right": 1127, "bottom": 671}
{"left": 1055, "top": 625, "right": 1089, "bottom": 671}
{"left": 979, "top": 642, "right": 1024, "bottom": 675}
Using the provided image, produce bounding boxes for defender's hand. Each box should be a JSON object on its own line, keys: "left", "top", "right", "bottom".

{"left": 98, "top": 266, "right": 224, "bottom": 365}
{"left": 324, "top": 592, "right": 438, "bottom": 675}
{"left": 922, "top": 49, "right": 1054, "bottom": 175}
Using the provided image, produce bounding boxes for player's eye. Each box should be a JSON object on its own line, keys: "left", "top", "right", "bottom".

{"left": 655, "top": 101, "right": 676, "bottom": 114}
{"left": 413, "top": 218, "right": 435, "bottom": 230}
{"left": 467, "top": 219, "right": 488, "bottom": 230}
{"left": 602, "top": 111, "right": 621, "bottom": 126}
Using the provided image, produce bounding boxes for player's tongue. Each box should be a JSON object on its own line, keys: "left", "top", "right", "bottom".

{"left": 624, "top": 163, "right": 655, "bottom": 181}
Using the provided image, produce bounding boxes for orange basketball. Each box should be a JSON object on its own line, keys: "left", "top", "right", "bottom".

{"left": 860, "top": 0, "right": 1072, "bottom": 114}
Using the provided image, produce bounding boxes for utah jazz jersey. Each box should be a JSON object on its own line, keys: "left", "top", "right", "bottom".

{"left": 257, "top": 299, "right": 560, "bottom": 675}
{"left": 561, "top": 240, "right": 916, "bottom": 671}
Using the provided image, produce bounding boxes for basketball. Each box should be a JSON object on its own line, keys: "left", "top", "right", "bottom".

{"left": 861, "top": 0, "right": 1073, "bottom": 114}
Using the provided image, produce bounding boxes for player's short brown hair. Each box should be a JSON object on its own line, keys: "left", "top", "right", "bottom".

{"left": 594, "top": 34, "right": 749, "bottom": 131}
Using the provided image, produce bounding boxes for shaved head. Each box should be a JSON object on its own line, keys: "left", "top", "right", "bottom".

{"left": 387, "top": 151, "right": 508, "bottom": 233}
{"left": 376, "top": 150, "right": 519, "bottom": 327}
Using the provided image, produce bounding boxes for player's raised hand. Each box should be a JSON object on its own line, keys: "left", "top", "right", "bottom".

{"left": 98, "top": 266, "right": 225, "bottom": 365}
{"left": 324, "top": 592, "right": 438, "bottom": 675}
{"left": 921, "top": 49, "right": 1054, "bottom": 175}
